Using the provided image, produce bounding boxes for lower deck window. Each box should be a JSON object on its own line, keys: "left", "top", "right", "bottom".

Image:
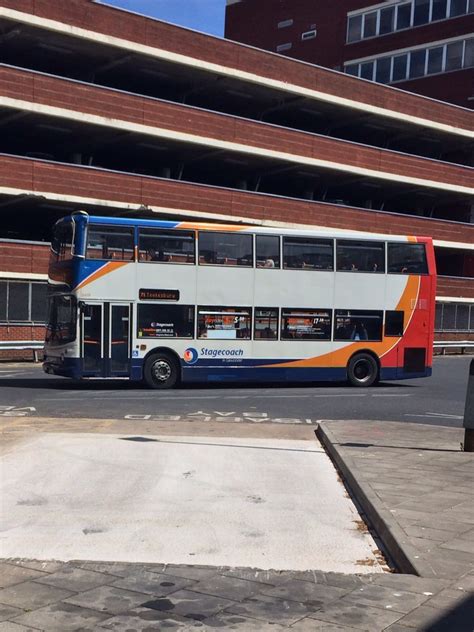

{"left": 198, "top": 307, "right": 251, "bottom": 339}
{"left": 281, "top": 309, "right": 331, "bottom": 340}
{"left": 254, "top": 308, "right": 279, "bottom": 339}
{"left": 137, "top": 304, "right": 194, "bottom": 338}
{"left": 335, "top": 310, "right": 383, "bottom": 341}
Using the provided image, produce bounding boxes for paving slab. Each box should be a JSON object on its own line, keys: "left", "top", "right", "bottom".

{"left": 1, "top": 432, "right": 383, "bottom": 573}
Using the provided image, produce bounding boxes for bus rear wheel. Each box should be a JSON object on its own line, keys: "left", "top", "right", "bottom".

{"left": 144, "top": 352, "right": 180, "bottom": 389}
{"left": 347, "top": 353, "right": 379, "bottom": 387}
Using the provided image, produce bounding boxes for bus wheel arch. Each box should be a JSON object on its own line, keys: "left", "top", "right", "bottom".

{"left": 346, "top": 350, "right": 380, "bottom": 387}
{"left": 143, "top": 347, "right": 181, "bottom": 389}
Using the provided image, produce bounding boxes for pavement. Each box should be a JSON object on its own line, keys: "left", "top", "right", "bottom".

{"left": 0, "top": 418, "right": 473, "bottom": 630}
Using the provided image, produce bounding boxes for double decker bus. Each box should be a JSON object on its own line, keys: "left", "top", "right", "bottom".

{"left": 43, "top": 211, "right": 436, "bottom": 388}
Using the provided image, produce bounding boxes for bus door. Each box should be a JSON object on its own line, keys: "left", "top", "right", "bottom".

{"left": 81, "top": 302, "right": 131, "bottom": 377}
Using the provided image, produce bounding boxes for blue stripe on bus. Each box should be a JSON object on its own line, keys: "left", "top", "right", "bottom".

{"left": 87, "top": 216, "right": 181, "bottom": 229}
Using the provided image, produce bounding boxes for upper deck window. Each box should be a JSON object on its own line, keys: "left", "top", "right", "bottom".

{"left": 199, "top": 232, "right": 253, "bottom": 267}
{"left": 337, "top": 240, "right": 385, "bottom": 273}
{"left": 86, "top": 225, "right": 134, "bottom": 261}
{"left": 139, "top": 229, "right": 195, "bottom": 264}
{"left": 388, "top": 243, "right": 428, "bottom": 274}
{"left": 283, "top": 237, "right": 333, "bottom": 270}
{"left": 256, "top": 235, "right": 280, "bottom": 268}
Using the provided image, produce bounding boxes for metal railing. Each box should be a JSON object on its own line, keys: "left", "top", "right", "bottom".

{"left": 434, "top": 340, "right": 474, "bottom": 355}
{"left": 0, "top": 341, "right": 44, "bottom": 362}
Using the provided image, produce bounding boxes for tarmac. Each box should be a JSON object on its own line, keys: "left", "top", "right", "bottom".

{"left": 0, "top": 418, "right": 473, "bottom": 631}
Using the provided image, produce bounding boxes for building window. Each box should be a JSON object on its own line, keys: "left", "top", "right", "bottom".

{"left": 137, "top": 304, "right": 194, "bottom": 338}
{"left": 276, "top": 42, "right": 292, "bottom": 52}
{"left": 198, "top": 307, "right": 251, "bottom": 339}
{"left": 436, "top": 303, "right": 474, "bottom": 331}
{"left": 345, "top": 36, "right": 472, "bottom": 84}
{"left": 347, "top": 0, "right": 471, "bottom": 44}
{"left": 278, "top": 19, "right": 293, "bottom": 28}
{"left": 0, "top": 280, "right": 48, "bottom": 323}
{"left": 347, "top": 14, "right": 363, "bottom": 42}
{"left": 301, "top": 29, "right": 317, "bottom": 40}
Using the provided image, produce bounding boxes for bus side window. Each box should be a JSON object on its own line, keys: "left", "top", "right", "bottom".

{"left": 199, "top": 232, "right": 253, "bottom": 267}
{"left": 197, "top": 307, "right": 252, "bottom": 339}
{"left": 254, "top": 308, "right": 279, "bottom": 339}
{"left": 86, "top": 225, "right": 134, "bottom": 261}
{"left": 256, "top": 236, "right": 280, "bottom": 268}
{"left": 281, "top": 309, "right": 332, "bottom": 340}
{"left": 334, "top": 310, "right": 383, "bottom": 341}
{"left": 283, "top": 238, "right": 333, "bottom": 270}
{"left": 388, "top": 243, "right": 428, "bottom": 274}
{"left": 385, "top": 310, "right": 404, "bottom": 337}
{"left": 138, "top": 229, "right": 195, "bottom": 264}
{"left": 336, "top": 240, "right": 385, "bottom": 272}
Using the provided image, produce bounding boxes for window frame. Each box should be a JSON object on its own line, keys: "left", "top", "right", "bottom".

{"left": 0, "top": 280, "right": 49, "bottom": 324}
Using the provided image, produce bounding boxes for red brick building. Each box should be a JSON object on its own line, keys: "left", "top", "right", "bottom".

{"left": 0, "top": 0, "right": 472, "bottom": 357}
{"left": 225, "top": 0, "right": 474, "bottom": 108}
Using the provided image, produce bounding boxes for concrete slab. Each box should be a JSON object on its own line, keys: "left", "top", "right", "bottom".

{"left": 0, "top": 433, "right": 383, "bottom": 573}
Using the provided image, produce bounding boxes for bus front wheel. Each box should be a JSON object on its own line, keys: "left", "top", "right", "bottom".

{"left": 347, "top": 353, "right": 379, "bottom": 387}
{"left": 144, "top": 352, "right": 180, "bottom": 389}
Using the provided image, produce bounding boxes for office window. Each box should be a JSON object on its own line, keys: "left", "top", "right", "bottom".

{"left": 198, "top": 307, "right": 251, "bottom": 339}
{"left": 139, "top": 229, "right": 195, "bottom": 264}
{"left": 86, "top": 225, "right": 134, "bottom": 261}
{"left": 345, "top": 64, "right": 359, "bottom": 76}
{"left": 336, "top": 240, "right": 385, "bottom": 273}
{"left": 360, "top": 60, "right": 375, "bottom": 80}
{"left": 283, "top": 237, "right": 333, "bottom": 270}
{"left": 450, "top": 0, "right": 467, "bottom": 16}
{"left": 256, "top": 235, "right": 280, "bottom": 268}
{"left": 0, "top": 282, "right": 6, "bottom": 321}
{"left": 432, "top": 0, "right": 448, "bottom": 20}
{"left": 302, "top": 29, "right": 317, "bottom": 40}
{"left": 137, "top": 304, "right": 194, "bottom": 338}
{"left": 199, "top": 232, "right": 253, "bottom": 267}
{"left": 347, "top": 14, "right": 363, "bottom": 42}
{"left": 413, "top": 0, "right": 430, "bottom": 25}
{"left": 396, "top": 2, "right": 412, "bottom": 29}
{"left": 410, "top": 49, "right": 427, "bottom": 78}
{"left": 281, "top": 309, "right": 332, "bottom": 340}
{"left": 276, "top": 42, "right": 292, "bottom": 52}
{"left": 392, "top": 54, "right": 409, "bottom": 81}
{"left": 363, "top": 11, "right": 377, "bottom": 37}
{"left": 0, "top": 281, "right": 48, "bottom": 323}
{"left": 278, "top": 19, "right": 293, "bottom": 28}
{"left": 376, "top": 57, "right": 392, "bottom": 83}
{"left": 446, "top": 41, "right": 463, "bottom": 70}
{"left": 31, "top": 284, "right": 48, "bottom": 322}
{"left": 335, "top": 310, "right": 383, "bottom": 341}
{"left": 8, "top": 283, "right": 29, "bottom": 321}
{"left": 469, "top": 0, "right": 474, "bottom": 12}
{"left": 379, "top": 6, "right": 395, "bottom": 34}
{"left": 254, "top": 308, "right": 279, "bottom": 339}
{"left": 427, "top": 46, "right": 444, "bottom": 74}
{"left": 465, "top": 39, "right": 474, "bottom": 67}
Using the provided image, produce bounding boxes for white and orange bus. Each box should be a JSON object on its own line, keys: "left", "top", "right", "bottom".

{"left": 43, "top": 211, "right": 436, "bottom": 388}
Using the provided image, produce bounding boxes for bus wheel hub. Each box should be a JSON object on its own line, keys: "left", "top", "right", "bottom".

{"left": 153, "top": 360, "right": 171, "bottom": 381}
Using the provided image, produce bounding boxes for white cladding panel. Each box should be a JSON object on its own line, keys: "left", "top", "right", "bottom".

{"left": 334, "top": 273, "right": 387, "bottom": 310}
{"left": 197, "top": 266, "right": 254, "bottom": 305}
{"left": 254, "top": 270, "right": 335, "bottom": 308}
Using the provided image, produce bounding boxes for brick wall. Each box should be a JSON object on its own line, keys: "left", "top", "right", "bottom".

{"left": 0, "top": 241, "right": 50, "bottom": 275}
{"left": 1, "top": 0, "right": 471, "bottom": 132}
{"left": 1, "top": 66, "right": 472, "bottom": 189}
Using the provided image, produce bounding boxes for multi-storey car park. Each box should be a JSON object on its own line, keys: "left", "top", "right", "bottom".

{"left": 0, "top": 0, "right": 472, "bottom": 358}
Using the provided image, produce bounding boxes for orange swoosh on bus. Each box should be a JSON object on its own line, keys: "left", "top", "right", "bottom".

{"left": 76, "top": 262, "right": 129, "bottom": 290}
{"left": 258, "top": 275, "right": 420, "bottom": 369}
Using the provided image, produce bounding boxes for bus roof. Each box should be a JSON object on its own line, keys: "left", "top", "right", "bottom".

{"left": 67, "top": 212, "right": 430, "bottom": 243}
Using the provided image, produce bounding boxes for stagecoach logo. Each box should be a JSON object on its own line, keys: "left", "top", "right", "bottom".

{"left": 183, "top": 348, "right": 199, "bottom": 364}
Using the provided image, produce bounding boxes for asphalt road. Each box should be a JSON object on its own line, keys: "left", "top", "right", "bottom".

{"left": 0, "top": 355, "right": 469, "bottom": 427}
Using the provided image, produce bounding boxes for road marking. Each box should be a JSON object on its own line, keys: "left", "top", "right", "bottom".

{"left": 0, "top": 405, "right": 36, "bottom": 417}
{"left": 404, "top": 412, "right": 463, "bottom": 420}
{"left": 123, "top": 411, "right": 316, "bottom": 425}
{"left": 372, "top": 394, "right": 412, "bottom": 397}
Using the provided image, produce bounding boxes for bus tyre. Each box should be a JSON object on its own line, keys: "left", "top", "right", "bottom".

{"left": 347, "top": 353, "right": 379, "bottom": 387}
{"left": 144, "top": 352, "right": 180, "bottom": 389}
